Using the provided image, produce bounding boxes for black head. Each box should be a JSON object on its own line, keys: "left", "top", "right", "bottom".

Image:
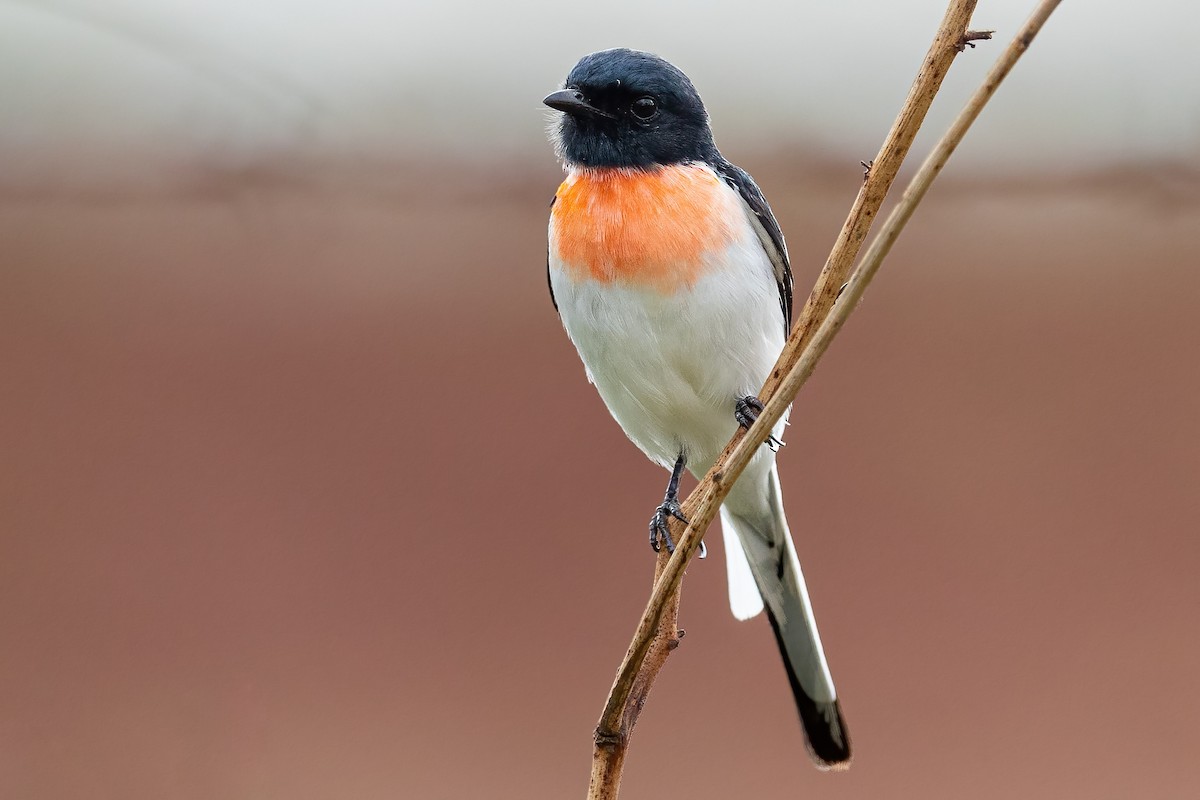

{"left": 545, "top": 49, "right": 717, "bottom": 169}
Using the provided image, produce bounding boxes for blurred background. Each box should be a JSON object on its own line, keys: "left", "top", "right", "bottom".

{"left": 2, "top": 1, "right": 1198, "bottom": 798}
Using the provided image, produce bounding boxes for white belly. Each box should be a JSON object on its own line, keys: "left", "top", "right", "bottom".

{"left": 549, "top": 235, "right": 787, "bottom": 474}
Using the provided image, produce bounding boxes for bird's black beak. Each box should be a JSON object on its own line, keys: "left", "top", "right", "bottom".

{"left": 543, "top": 89, "right": 616, "bottom": 120}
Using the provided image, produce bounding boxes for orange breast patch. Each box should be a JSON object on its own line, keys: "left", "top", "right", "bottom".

{"left": 550, "top": 163, "right": 738, "bottom": 292}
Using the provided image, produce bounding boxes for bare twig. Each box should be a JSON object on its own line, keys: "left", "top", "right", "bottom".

{"left": 761, "top": 0, "right": 983, "bottom": 417}
{"left": 853, "top": 4, "right": 1062, "bottom": 299}
{"left": 588, "top": 0, "right": 1065, "bottom": 796}
{"left": 586, "top": 546, "right": 679, "bottom": 800}
{"left": 958, "top": 30, "right": 997, "bottom": 50}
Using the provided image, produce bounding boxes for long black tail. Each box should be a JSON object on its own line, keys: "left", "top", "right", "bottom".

{"left": 764, "top": 605, "right": 852, "bottom": 768}
{"left": 724, "top": 467, "right": 851, "bottom": 769}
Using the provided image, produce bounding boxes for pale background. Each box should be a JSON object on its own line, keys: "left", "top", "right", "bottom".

{"left": 2, "top": 2, "right": 1199, "bottom": 799}
{"left": 3, "top": 0, "right": 1198, "bottom": 187}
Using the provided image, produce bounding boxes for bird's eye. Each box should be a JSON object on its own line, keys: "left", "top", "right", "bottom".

{"left": 630, "top": 97, "right": 658, "bottom": 121}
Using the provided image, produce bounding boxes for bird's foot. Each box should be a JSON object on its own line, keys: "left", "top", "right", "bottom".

{"left": 735, "top": 395, "right": 784, "bottom": 452}
{"left": 649, "top": 499, "right": 688, "bottom": 554}
{"left": 648, "top": 454, "right": 705, "bottom": 559}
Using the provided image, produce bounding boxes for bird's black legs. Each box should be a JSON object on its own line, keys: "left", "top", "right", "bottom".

{"left": 735, "top": 395, "right": 784, "bottom": 451}
{"left": 649, "top": 454, "right": 694, "bottom": 556}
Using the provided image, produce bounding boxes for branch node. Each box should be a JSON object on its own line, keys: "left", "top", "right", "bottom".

{"left": 957, "top": 30, "right": 995, "bottom": 50}
{"left": 594, "top": 728, "right": 625, "bottom": 752}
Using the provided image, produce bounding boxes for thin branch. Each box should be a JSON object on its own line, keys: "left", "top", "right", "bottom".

{"left": 708, "top": 0, "right": 1065, "bottom": 520}
{"left": 852, "top": 3, "right": 1063, "bottom": 296}
{"left": 586, "top": 546, "right": 679, "bottom": 800}
{"left": 588, "top": 0, "right": 1064, "bottom": 795}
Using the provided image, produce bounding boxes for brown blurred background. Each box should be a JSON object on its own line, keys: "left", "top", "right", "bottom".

{"left": 3, "top": 2, "right": 1199, "bottom": 799}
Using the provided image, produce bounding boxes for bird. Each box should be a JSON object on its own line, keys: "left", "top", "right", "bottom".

{"left": 543, "top": 48, "right": 850, "bottom": 770}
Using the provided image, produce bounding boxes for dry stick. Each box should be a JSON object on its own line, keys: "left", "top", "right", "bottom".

{"left": 587, "top": 546, "right": 679, "bottom": 799}
{"left": 765, "top": 12, "right": 983, "bottom": 411}
{"left": 587, "top": 0, "right": 1064, "bottom": 797}
{"left": 845, "top": 1, "right": 1063, "bottom": 326}
{"left": 706, "top": 0, "right": 1063, "bottom": 533}
{"left": 587, "top": 1, "right": 979, "bottom": 797}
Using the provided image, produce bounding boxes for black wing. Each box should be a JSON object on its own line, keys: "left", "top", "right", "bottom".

{"left": 547, "top": 195, "right": 559, "bottom": 313}
{"left": 712, "top": 160, "right": 793, "bottom": 331}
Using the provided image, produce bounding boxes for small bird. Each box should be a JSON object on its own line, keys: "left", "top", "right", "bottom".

{"left": 544, "top": 48, "right": 849, "bottom": 769}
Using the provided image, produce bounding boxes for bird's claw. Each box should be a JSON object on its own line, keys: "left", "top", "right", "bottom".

{"left": 649, "top": 499, "right": 688, "bottom": 554}
{"left": 735, "top": 396, "right": 784, "bottom": 452}
{"left": 649, "top": 506, "right": 705, "bottom": 557}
